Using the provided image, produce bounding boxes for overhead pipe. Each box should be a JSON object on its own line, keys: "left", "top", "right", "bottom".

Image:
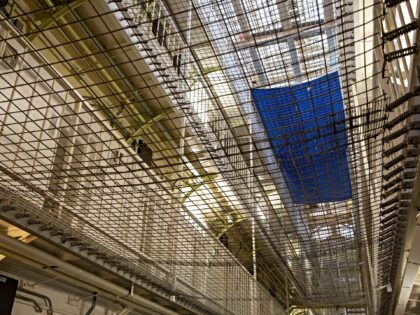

{"left": 0, "top": 233, "right": 180, "bottom": 315}
{"left": 18, "top": 287, "right": 53, "bottom": 315}
{"left": 84, "top": 292, "right": 97, "bottom": 315}
{"left": 15, "top": 294, "right": 43, "bottom": 313}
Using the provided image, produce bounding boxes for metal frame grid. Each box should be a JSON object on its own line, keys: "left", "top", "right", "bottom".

{"left": 0, "top": 0, "right": 418, "bottom": 314}
{"left": 377, "top": 0, "right": 419, "bottom": 314}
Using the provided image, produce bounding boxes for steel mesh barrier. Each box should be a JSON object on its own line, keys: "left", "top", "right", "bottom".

{"left": 0, "top": 0, "right": 418, "bottom": 314}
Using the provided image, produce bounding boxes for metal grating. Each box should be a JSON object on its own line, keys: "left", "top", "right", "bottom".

{"left": 0, "top": 0, "right": 418, "bottom": 314}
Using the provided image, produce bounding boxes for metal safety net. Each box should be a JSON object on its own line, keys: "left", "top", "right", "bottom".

{"left": 0, "top": 0, "right": 418, "bottom": 314}
{"left": 252, "top": 71, "right": 352, "bottom": 204}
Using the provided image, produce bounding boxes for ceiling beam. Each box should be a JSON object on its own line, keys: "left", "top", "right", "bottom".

{"left": 277, "top": 0, "right": 301, "bottom": 78}
{"left": 126, "top": 108, "right": 174, "bottom": 145}
{"left": 28, "top": 0, "right": 87, "bottom": 41}
{"left": 231, "top": 0, "right": 268, "bottom": 85}
{"left": 234, "top": 18, "right": 341, "bottom": 50}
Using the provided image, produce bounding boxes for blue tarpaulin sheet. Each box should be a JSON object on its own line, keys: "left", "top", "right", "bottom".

{"left": 252, "top": 72, "right": 352, "bottom": 204}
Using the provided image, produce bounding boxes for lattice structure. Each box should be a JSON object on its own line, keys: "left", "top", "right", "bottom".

{"left": 0, "top": 0, "right": 418, "bottom": 314}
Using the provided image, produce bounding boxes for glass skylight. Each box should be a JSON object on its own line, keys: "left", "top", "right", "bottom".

{"left": 241, "top": 0, "right": 281, "bottom": 33}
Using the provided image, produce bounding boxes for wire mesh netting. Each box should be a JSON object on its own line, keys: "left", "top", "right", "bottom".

{"left": 252, "top": 71, "right": 353, "bottom": 204}
{"left": 0, "top": 0, "right": 418, "bottom": 314}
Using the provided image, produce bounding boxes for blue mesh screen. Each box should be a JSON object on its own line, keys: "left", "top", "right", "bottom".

{"left": 252, "top": 72, "right": 352, "bottom": 204}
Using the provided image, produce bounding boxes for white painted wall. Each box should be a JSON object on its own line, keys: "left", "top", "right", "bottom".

{"left": 0, "top": 269, "right": 129, "bottom": 315}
